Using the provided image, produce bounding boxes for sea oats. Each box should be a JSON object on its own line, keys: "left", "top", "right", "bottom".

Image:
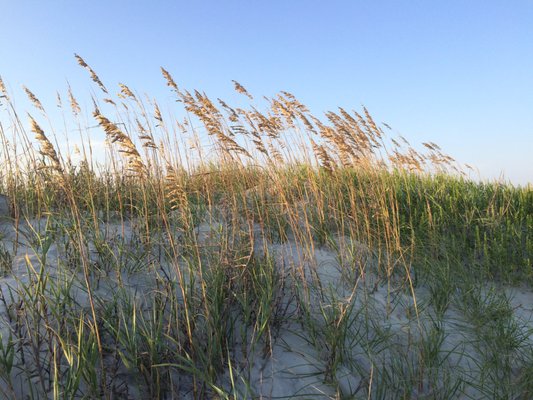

{"left": 311, "top": 139, "right": 333, "bottom": 172}
{"left": 0, "top": 75, "right": 8, "bottom": 100}
{"left": 280, "top": 91, "right": 308, "bottom": 113}
{"left": 363, "top": 107, "right": 382, "bottom": 139}
{"left": 429, "top": 141, "right": 441, "bottom": 151}
{"left": 232, "top": 80, "right": 253, "bottom": 100}
{"left": 93, "top": 107, "right": 145, "bottom": 175}
{"left": 240, "top": 121, "right": 269, "bottom": 156}
{"left": 296, "top": 110, "right": 317, "bottom": 134}
{"left": 165, "top": 164, "right": 188, "bottom": 209}
{"left": 161, "top": 67, "right": 179, "bottom": 92}
{"left": 266, "top": 140, "right": 284, "bottom": 164}
{"left": 23, "top": 86, "right": 44, "bottom": 111}
{"left": 118, "top": 83, "right": 136, "bottom": 100}
{"left": 136, "top": 119, "right": 157, "bottom": 148}
{"left": 338, "top": 107, "right": 359, "bottom": 129}
{"left": 181, "top": 90, "right": 251, "bottom": 158}
{"left": 176, "top": 120, "right": 188, "bottom": 134}
{"left": 252, "top": 138, "right": 269, "bottom": 157}
{"left": 271, "top": 98, "right": 295, "bottom": 129}
{"left": 399, "top": 135, "right": 410, "bottom": 146}
{"left": 229, "top": 124, "right": 249, "bottom": 136}
{"left": 67, "top": 84, "right": 81, "bottom": 115}
{"left": 154, "top": 102, "right": 163, "bottom": 124}
{"left": 3, "top": 65, "right": 531, "bottom": 400}
{"left": 74, "top": 53, "right": 108, "bottom": 93}
{"left": 248, "top": 108, "right": 282, "bottom": 139}
{"left": 391, "top": 138, "right": 401, "bottom": 148}
{"left": 136, "top": 118, "right": 147, "bottom": 134}
{"left": 29, "top": 114, "right": 62, "bottom": 173}
{"left": 218, "top": 98, "right": 239, "bottom": 122}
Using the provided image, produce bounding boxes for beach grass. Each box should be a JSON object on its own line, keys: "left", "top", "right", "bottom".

{"left": 0, "top": 58, "right": 531, "bottom": 399}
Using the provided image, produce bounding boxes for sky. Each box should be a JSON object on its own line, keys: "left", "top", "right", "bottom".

{"left": 0, "top": 0, "right": 532, "bottom": 185}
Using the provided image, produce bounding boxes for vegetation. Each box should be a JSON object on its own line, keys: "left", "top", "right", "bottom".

{"left": 0, "top": 56, "right": 531, "bottom": 399}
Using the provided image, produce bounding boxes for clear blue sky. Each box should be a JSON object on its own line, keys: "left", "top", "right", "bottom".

{"left": 1, "top": 1, "right": 532, "bottom": 185}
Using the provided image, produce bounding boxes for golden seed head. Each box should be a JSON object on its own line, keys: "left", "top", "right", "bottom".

{"left": 23, "top": 86, "right": 44, "bottom": 111}
{"left": 161, "top": 67, "right": 178, "bottom": 91}
{"left": 232, "top": 80, "right": 253, "bottom": 100}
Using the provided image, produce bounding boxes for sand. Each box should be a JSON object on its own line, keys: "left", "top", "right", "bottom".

{"left": 1, "top": 216, "right": 532, "bottom": 399}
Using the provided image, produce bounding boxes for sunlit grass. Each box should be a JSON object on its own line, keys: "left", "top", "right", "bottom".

{"left": 0, "top": 57, "right": 531, "bottom": 398}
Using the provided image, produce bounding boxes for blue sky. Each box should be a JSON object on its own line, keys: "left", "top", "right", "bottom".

{"left": 1, "top": 1, "right": 532, "bottom": 185}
